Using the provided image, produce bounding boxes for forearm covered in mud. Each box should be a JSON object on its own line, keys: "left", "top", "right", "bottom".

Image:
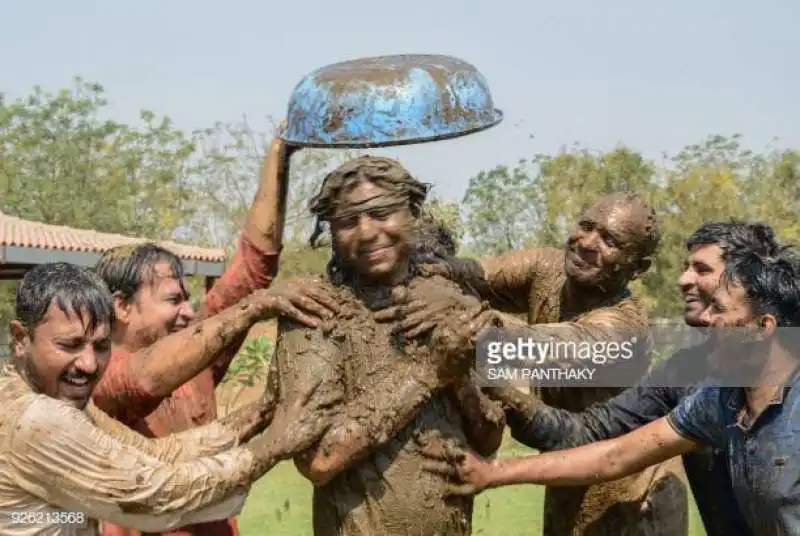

{"left": 450, "top": 376, "right": 505, "bottom": 456}
{"left": 97, "top": 296, "right": 267, "bottom": 419}
{"left": 298, "top": 358, "right": 447, "bottom": 486}
{"left": 477, "top": 247, "right": 562, "bottom": 314}
{"left": 485, "top": 417, "right": 697, "bottom": 489}
{"left": 8, "top": 397, "right": 285, "bottom": 532}
{"left": 87, "top": 401, "right": 240, "bottom": 462}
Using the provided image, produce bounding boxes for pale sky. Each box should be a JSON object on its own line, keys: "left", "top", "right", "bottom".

{"left": 3, "top": 0, "right": 798, "bottom": 201}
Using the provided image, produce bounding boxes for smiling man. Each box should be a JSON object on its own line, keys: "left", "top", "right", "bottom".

{"left": 399, "top": 193, "right": 687, "bottom": 536}
{"left": 90, "top": 134, "right": 340, "bottom": 536}
{"left": 0, "top": 262, "right": 333, "bottom": 535}
{"left": 425, "top": 245, "right": 800, "bottom": 536}
{"left": 270, "top": 155, "right": 504, "bottom": 536}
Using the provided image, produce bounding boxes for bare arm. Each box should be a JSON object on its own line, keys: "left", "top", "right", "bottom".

{"left": 485, "top": 417, "right": 696, "bottom": 488}
{"left": 426, "top": 248, "right": 561, "bottom": 314}
{"left": 448, "top": 373, "right": 505, "bottom": 457}
{"left": 427, "top": 416, "right": 697, "bottom": 496}
{"left": 92, "top": 294, "right": 271, "bottom": 421}
{"left": 8, "top": 397, "right": 286, "bottom": 532}
{"left": 202, "top": 137, "right": 294, "bottom": 383}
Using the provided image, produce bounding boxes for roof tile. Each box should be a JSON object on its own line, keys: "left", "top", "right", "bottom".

{"left": 0, "top": 213, "right": 226, "bottom": 263}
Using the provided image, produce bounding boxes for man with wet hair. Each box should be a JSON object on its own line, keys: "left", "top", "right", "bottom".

{"left": 0, "top": 262, "right": 332, "bottom": 535}
{"left": 90, "top": 135, "right": 340, "bottom": 536}
{"left": 425, "top": 245, "right": 800, "bottom": 536}
{"left": 392, "top": 193, "right": 688, "bottom": 536}
{"left": 269, "top": 155, "right": 505, "bottom": 535}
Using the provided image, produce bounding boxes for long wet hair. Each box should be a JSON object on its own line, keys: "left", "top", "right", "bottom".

{"left": 308, "top": 155, "right": 436, "bottom": 285}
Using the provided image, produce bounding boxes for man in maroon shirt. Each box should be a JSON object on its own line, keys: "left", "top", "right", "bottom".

{"left": 91, "top": 135, "right": 338, "bottom": 536}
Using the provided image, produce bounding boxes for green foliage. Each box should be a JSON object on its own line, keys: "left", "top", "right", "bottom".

{"left": 463, "top": 134, "right": 800, "bottom": 316}
{"left": 3, "top": 78, "right": 799, "bottom": 323}
{"left": 222, "top": 336, "right": 274, "bottom": 387}
{"left": 0, "top": 77, "right": 197, "bottom": 238}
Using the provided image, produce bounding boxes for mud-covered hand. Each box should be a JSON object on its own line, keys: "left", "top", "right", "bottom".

{"left": 373, "top": 277, "right": 484, "bottom": 339}
{"left": 421, "top": 442, "right": 496, "bottom": 496}
{"left": 250, "top": 378, "right": 335, "bottom": 460}
{"left": 481, "top": 385, "right": 541, "bottom": 416}
{"left": 424, "top": 305, "right": 502, "bottom": 384}
{"left": 416, "top": 256, "right": 486, "bottom": 284}
{"left": 248, "top": 276, "right": 340, "bottom": 328}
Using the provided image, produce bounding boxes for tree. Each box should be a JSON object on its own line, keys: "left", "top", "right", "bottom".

{"left": 185, "top": 117, "right": 363, "bottom": 251}
{"left": 462, "top": 161, "right": 542, "bottom": 254}
{"left": 0, "top": 77, "right": 197, "bottom": 239}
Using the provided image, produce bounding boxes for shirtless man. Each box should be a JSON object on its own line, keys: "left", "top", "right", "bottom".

{"left": 90, "top": 134, "right": 339, "bottom": 536}
{"left": 269, "top": 156, "right": 505, "bottom": 535}
{"left": 0, "top": 262, "right": 332, "bottom": 535}
{"left": 402, "top": 193, "right": 688, "bottom": 536}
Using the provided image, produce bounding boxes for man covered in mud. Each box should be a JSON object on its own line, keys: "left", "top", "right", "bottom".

{"left": 269, "top": 156, "right": 505, "bottom": 536}
{"left": 0, "top": 262, "right": 332, "bottom": 535}
{"left": 401, "top": 193, "right": 689, "bottom": 536}
{"left": 424, "top": 245, "right": 800, "bottom": 536}
{"left": 90, "top": 133, "right": 339, "bottom": 536}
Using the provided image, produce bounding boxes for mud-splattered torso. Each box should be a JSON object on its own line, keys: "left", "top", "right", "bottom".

{"left": 481, "top": 247, "right": 689, "bottom": 536}
{"left": 276, "top": 276, "right": 475, "bottom": 536}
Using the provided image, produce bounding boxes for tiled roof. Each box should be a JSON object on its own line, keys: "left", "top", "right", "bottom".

{"left": 0, "top": 212, "right": 226, "bottom": 263}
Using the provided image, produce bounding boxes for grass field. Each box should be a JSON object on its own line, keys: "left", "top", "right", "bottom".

{"left": 236, "top": 435, "right": 708, "bottom": 535}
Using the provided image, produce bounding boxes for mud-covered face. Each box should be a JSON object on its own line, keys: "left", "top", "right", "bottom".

{"left": 10, "top": 304, "right": 112, "bottom": 409}
{"left": 678, "top": 244, "right": 725, "bottom": 327}
{"left": 330, "top": 181, "right": 414, "bottom": 284}
{"left": 564, "top": 198, "right": 650, "bottom": 287}
{"left": 117, "top": 261, "right": 195, "bottom": 348}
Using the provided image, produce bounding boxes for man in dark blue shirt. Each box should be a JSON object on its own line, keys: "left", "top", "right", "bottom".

{"left": 421, "top": 220, "right": 782, "bottom": 536}
{"left": 424, "top": 246, "right": 800, "bottom": 536}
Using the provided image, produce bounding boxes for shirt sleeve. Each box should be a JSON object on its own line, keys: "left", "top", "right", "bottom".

{"left": 8, "top": 397, "right": 255, "bottom": 533}
{"left": 86, "top": 402, "right": 238, "bottom": 462}
{"left": 90, "top": 348, "right": 163, "bottom": 424}
{"left": 200, "top": 234, "right": 281, "bottom": 385}
{"left": 506, "top": 348, "right": 692, "bottom": 450}
{"left": 666, "top": 383, "right": 726, "bottom": 447}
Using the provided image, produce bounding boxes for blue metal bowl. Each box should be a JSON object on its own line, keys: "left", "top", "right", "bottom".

{"left": 280, "top": 54, "right": 503, "bottom": 148}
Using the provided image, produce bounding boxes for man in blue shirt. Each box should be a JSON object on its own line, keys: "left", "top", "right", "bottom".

{"left": 424, "top": 246, "right": 800, "bottom": 536}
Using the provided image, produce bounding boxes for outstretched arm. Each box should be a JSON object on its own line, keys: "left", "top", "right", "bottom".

{"left": 201, "top": 136, "right": 295, "bottom": 384}
{"left": 422, "top": 247, "right": 564, "bottom": 314}
{"left": 87, "top": 396, "right": 273, "bottom": 462}
{"left": 426, "top": 385, "right": 724, "bottom": 495}
{"left": 485, "top": 416, "right": 695, "bottom": 488}
{"left": 489, "top": 347, "right": 698, "bottom": 451}
{"left": 8, "top": 398, "right": 276, "bottom": 532}
{"left": 427, "top": 416, "right": 697, "bottom": 495}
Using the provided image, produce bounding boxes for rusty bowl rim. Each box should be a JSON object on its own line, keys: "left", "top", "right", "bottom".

{"left": 278, "top": 108, "right": 503, "bottom": 149}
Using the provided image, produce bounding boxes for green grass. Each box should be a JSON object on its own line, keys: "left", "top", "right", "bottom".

{"left": 238, "top": 437, "right": 707, "bottom": 535}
